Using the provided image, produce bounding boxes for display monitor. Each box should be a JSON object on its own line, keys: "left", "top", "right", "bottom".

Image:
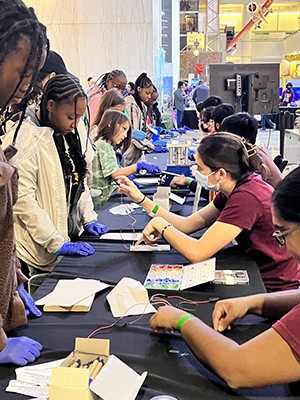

{"left": 209, "top": 63, "right": 280, "bottom": 115}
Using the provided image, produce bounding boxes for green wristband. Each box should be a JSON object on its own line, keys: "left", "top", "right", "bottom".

{"left": 149, "top": 204, "right": 159, "bottom": 217}
{"left": 185, "top": 177, "right": 193, "bottom": 186}
{"left": 176, "top": 314, "right": 194, "bottom": 331}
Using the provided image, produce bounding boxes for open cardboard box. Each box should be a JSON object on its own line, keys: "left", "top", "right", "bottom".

{"left": 49, "top": 337, "right": 147, "bottom": 400}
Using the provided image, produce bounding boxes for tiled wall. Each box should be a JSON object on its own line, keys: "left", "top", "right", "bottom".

{"left": 25, "top": 0, "right": 161, "bottom": 86}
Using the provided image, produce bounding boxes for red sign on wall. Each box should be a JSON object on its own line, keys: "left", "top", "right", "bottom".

{"left": 195, "top": 63, "right": 204, "bottom": 74}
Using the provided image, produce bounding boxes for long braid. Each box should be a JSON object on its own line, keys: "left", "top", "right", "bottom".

{"left": 0, "top": 0, "right": 48, "bottom": 137}
{"left": 39, "top": 74, "right": 87, "bottom": 202}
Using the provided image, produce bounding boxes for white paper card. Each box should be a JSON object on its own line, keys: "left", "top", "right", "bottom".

{"left": 169, "top": 192, "right": 186, "bottom": 205}
{"left": 106, "top": 277, "right": 156, "bottom": 317}
{"left": 90, "top": 355, "right": 147, "bottom": 400}
{"left": 180, "top": 258, "right": 216, "bottom": 290}
{"left": 6, "top": 381, "right": 49, "bottom": 398}
{"left": 130, "top": 244, "right": 170, "bottom": 252}
{"left": 36, "top": 278, "right": 109, "bottom": 307}
{"left": 100, "top": 232, "right": 143, "bottom": 241}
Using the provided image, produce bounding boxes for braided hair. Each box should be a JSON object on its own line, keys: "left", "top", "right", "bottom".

{"left": 96, "top": 69, "right": 127, "bottom": 91}
{"left": 0, "top": 0, "right": 48, "bottom": 140}
{"left": 39, "top": 74, "right": 87, "bottom": 203}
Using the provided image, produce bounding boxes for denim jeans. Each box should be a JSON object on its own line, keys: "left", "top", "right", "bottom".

{"left": 176, "top": 109, "right": 183, "bottom": 128}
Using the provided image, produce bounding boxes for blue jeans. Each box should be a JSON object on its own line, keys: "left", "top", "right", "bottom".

{"left": 176, "top": 109, "right": 183, "bottom": 128}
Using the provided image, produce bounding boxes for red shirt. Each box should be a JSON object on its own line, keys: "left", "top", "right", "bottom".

{"left": 213, "top": 173, "right": 300, "bottom": 292}
{"left": 273, "top": 303, "right": 300, "bottom": 357}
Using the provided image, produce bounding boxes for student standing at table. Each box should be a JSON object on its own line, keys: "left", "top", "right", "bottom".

{"left": 90, "top": 88, "right": 126, "bottom": 142}
{"left": 91, "top": 110, "right": 161, "bottom": 209}
{"left": 116, "top": 132, "right": 300, "bottom": 292}
{"left": 124, "top": 72, "right": 155, "bottom": 165}
{"left": 150, "top": 166, "right": 300, "bottom": 389}
{"left": 3, "top": 75, "right": 109, "bottom": 277}
{"left": 88, "top": 69, "right": 127, "bottom": 123}
{"left": 0, "top": 0, "right": 48, "bottom": 365}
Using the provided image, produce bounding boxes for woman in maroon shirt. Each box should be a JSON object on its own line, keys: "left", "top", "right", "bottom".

{"left": 117, "top": 133, "right": 300, "bottom": 292}
{"left": 148, "top": 166, "right": 300, "bottom": 389}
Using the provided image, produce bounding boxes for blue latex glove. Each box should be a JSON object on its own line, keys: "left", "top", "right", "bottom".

{"left": 128, "top": 174, "right": 141, "bottom": 188}
{"left": 0, "top": 337, "right": 42, "bottom": 366}
{"left": 132, "top": 130, "right": 146, "bottom": 141}
{"left": 18, "top": 284, "right": 42, "bottom": 317}
{"left": 84, "top": 222, "right": 109, "bottom": 235}
{"left": 137, "top": 162, "right": 162, "bottom": 175}
{"left": 56, "top": 242, "right": 95, "bottom": 256}
{"left": 153, "top": 146, "right": 169, "bottom": 153}
{"left": 152, "top": 139, "right": 167, "bottom": 147}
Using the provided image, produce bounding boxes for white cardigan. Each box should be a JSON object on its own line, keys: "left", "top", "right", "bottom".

{"left": 3, "top": 120, "right": 97, "bottom": 271}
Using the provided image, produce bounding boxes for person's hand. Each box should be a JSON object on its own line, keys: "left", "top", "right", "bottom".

{"left": 56, "top": 242, "right": 95, "bottom": 256}
{"left": 18, "top": 284, "right": 42, "bottom": 317}
{"left": 84, "top": 222, "right": 109, "bottom": 235}
{"left": 136, "top": 162, "right": 162, "bottom": 175}
{"left": 212, "top": 297, "right": 253, "bottom": 332}
{"left": 135, "top": 218, "right": 162, "bottom": 246}
{"left": 149, "top": 306, "right": 187, "bottom": 333}
{"left": 0, "top": 337, "right": 42, "bottom": 366}
{"left": 170, "top": 175, "right": 188, "bottom": 188}
{"left": 115, "top": 175, "right": 145, "bottom": 203}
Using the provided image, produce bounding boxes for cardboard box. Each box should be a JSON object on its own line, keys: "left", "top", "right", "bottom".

{"left": 49, "top": 338, "right": 109, "bottom": 400}
{"left": 49, "top": 338, "right": 147, "bottom": 400}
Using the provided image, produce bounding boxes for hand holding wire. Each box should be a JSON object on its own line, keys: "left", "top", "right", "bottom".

{"left": 115, "top": 175, "right": 145, "bottom": 203}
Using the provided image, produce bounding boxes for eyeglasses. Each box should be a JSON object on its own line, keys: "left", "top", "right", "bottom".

{"left": 112, "top": 83, "right": 127, "bottom": 92}
{"left": 272, "top": 227, "right": 298, "bottom": 246}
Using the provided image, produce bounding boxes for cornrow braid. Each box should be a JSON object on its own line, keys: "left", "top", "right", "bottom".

{"left": 0, "top": 0, "right": 47, "bottom": 114}
{"left": 95, "top": 69, "right": 126, "bottom": 90}
{"left": 39, "top": 74, "right": 88, "bottom": 202}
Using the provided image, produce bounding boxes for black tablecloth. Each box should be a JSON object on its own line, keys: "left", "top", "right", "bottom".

{"left": 3, "top": 274, "right": 299, "bottom": 400}
{"left": 2, "top": 175, "right": 300, "bottom": 399}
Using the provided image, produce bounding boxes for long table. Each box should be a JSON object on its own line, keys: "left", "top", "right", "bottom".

{"left": 2, "top": 163, "right": 300, "bottom": 399}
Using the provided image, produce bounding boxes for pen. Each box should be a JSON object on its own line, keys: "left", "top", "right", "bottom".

{"left": 89, "top": 359, "right": 104, "bottom": 384}
{"left": 88, "top": 359, "right": 99, "bottom": 377}
{"left": 70, "top": 359, "right": 81, "bottom": 368}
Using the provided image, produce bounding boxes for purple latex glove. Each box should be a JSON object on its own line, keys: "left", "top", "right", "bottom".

{"left": 18, "top": 284, "right": 42, "bottom": 317}
{"left": 136, "top": 162, "right": 162, "bottom": 175}
{"left": 84, "top": 222, "right": 109, "bottom": 235}
{"left": 56, "top": 242, "right": 95, "bottom": 256}
{"left": 0, "top": 337, "right": 42, "bottom": 366}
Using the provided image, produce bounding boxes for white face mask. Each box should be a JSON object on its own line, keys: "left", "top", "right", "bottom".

{"left": 194, "top": 169, "right": 220, "bottom": 191}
